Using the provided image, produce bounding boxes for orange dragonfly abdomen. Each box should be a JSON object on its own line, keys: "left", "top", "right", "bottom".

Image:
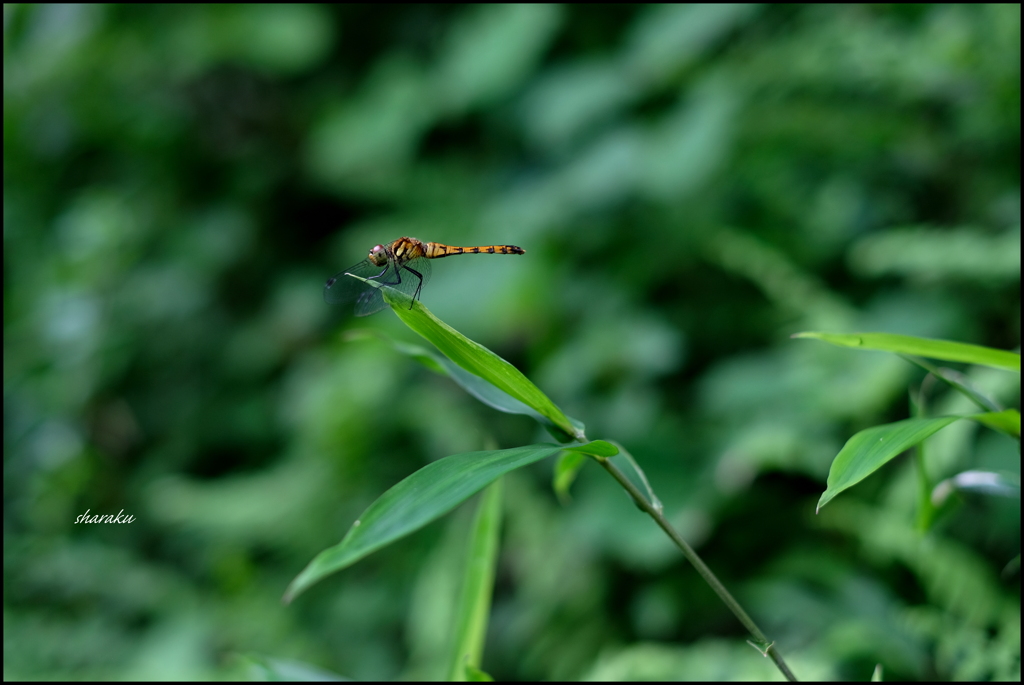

{"left": 422, "top": 241, "right": 526, "bottom": 259}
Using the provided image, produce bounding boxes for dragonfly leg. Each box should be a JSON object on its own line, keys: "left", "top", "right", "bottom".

{"left": 403, "top": 264, "right": 425, "bottom": 309}
{"left": 367, "top": 262, "right": 392, "bottom": 283}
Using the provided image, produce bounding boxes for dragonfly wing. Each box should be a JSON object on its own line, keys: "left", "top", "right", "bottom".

{"left": 324, "top": 255, "right": 432, "bottom": 316}
{"left": 352, "top": 288, "right": 388, "bottom": 317}
{"left": 324, "top": 258, "right": 386, "bottom": 304}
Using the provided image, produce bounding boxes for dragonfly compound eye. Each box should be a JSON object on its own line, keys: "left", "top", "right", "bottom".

{"left": 368, "top": 244, "right": 388, "bottom": 266}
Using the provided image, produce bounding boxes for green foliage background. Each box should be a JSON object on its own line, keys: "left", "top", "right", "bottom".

{"left": 4, "top": 4, "right": 1019, "bottom": 680}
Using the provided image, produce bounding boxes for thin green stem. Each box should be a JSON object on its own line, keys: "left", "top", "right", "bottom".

{"left": 911, "top": 385, "right": 936, "bottom": 532}
{"left": 596, "top": 457, "right": 798, "bottom": 682}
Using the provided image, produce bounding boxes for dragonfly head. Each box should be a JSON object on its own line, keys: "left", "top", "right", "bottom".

{"left": 368, "top": 244, "right": 389, "bottom": 267}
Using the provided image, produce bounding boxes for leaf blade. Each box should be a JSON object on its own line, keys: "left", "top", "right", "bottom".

{"left": 553, "top": 451, "right": 587, "bottom": 504}
{"left": 793, "top": 331, "right": 1020, "bottom": 371}
{"left": 898, "top": 354, "right": 1003, "bottom": 413}
{"left": 817, "top": 416, "right": 960, "bottom": 513}
{"left": 347, "top": 328, "right": 585, "bottom": 441}
{"left": 563, "top": 439, "right": 619, "bottom": 458}
{"left": 386, "top": 292, "right": 582, "bottom": 438}
{"left": 284, "top": 444, "right": 563, "bottom": 603}
{"left": 969, "top": 409, "right": 1021, "bottom": 438}
{"left": 447, "top": 480, "right": 503, "bottom": 681}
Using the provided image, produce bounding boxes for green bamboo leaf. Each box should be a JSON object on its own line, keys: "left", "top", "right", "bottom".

{"left": 284, "top": 444, "right": 564, "bottom": 603}
{"left": 563, "top": 439, "right": 619, "bottom": 458}
{"left": 447, "top": 480, "right": 502, "bottom": 681}
{"left": 604, "top": 440, "right": 662, "bottom": 513}
{"left": 552, "top": 442, "right": 627, "bottom": 506}
{"left": 347, "top": 329, "right": 542, "bottom": 418}
{"left": 817, "top": 417, "right": 960, "bottom": 513}
{"left": 381, "top": 286, "right": 582, "bottom": 439}
{"left": 820, "top": 411, "right": 1021, "bottom": 512}
{"left": 898, "top": 354, "right": 1002, "bottom": 413}
{"left": 970, "top": 409, "right": 1020, "bottom": 438}
{"left": 553, "top": 451, "right": 587, "bottom": 504}
{"left": 792, "top": 331, "right": 1020, "bottom": 371}
{"left": 346, "top": 329, "right": 584, "bottom": 442}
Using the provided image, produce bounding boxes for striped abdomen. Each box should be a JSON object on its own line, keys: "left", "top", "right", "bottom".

{"left": 424, "top": 242, "right": 526, "bottom": 259}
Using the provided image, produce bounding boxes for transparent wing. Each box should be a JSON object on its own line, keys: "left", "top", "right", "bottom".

{"left": 323, "top": 255, "right": 432, "bottom": 317}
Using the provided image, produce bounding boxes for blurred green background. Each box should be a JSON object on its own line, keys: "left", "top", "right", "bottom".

{"left": 4, "top": 4, "right": 1020, "bottom": 680}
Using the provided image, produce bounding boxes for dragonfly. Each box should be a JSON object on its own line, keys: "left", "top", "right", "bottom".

{"left": 324, "top": 236, "right": 526, "bottom": 316}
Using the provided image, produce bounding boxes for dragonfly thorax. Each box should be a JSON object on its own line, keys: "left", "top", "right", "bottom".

{"left": 368, "top": 244, "right": 389, "bottom": 267}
